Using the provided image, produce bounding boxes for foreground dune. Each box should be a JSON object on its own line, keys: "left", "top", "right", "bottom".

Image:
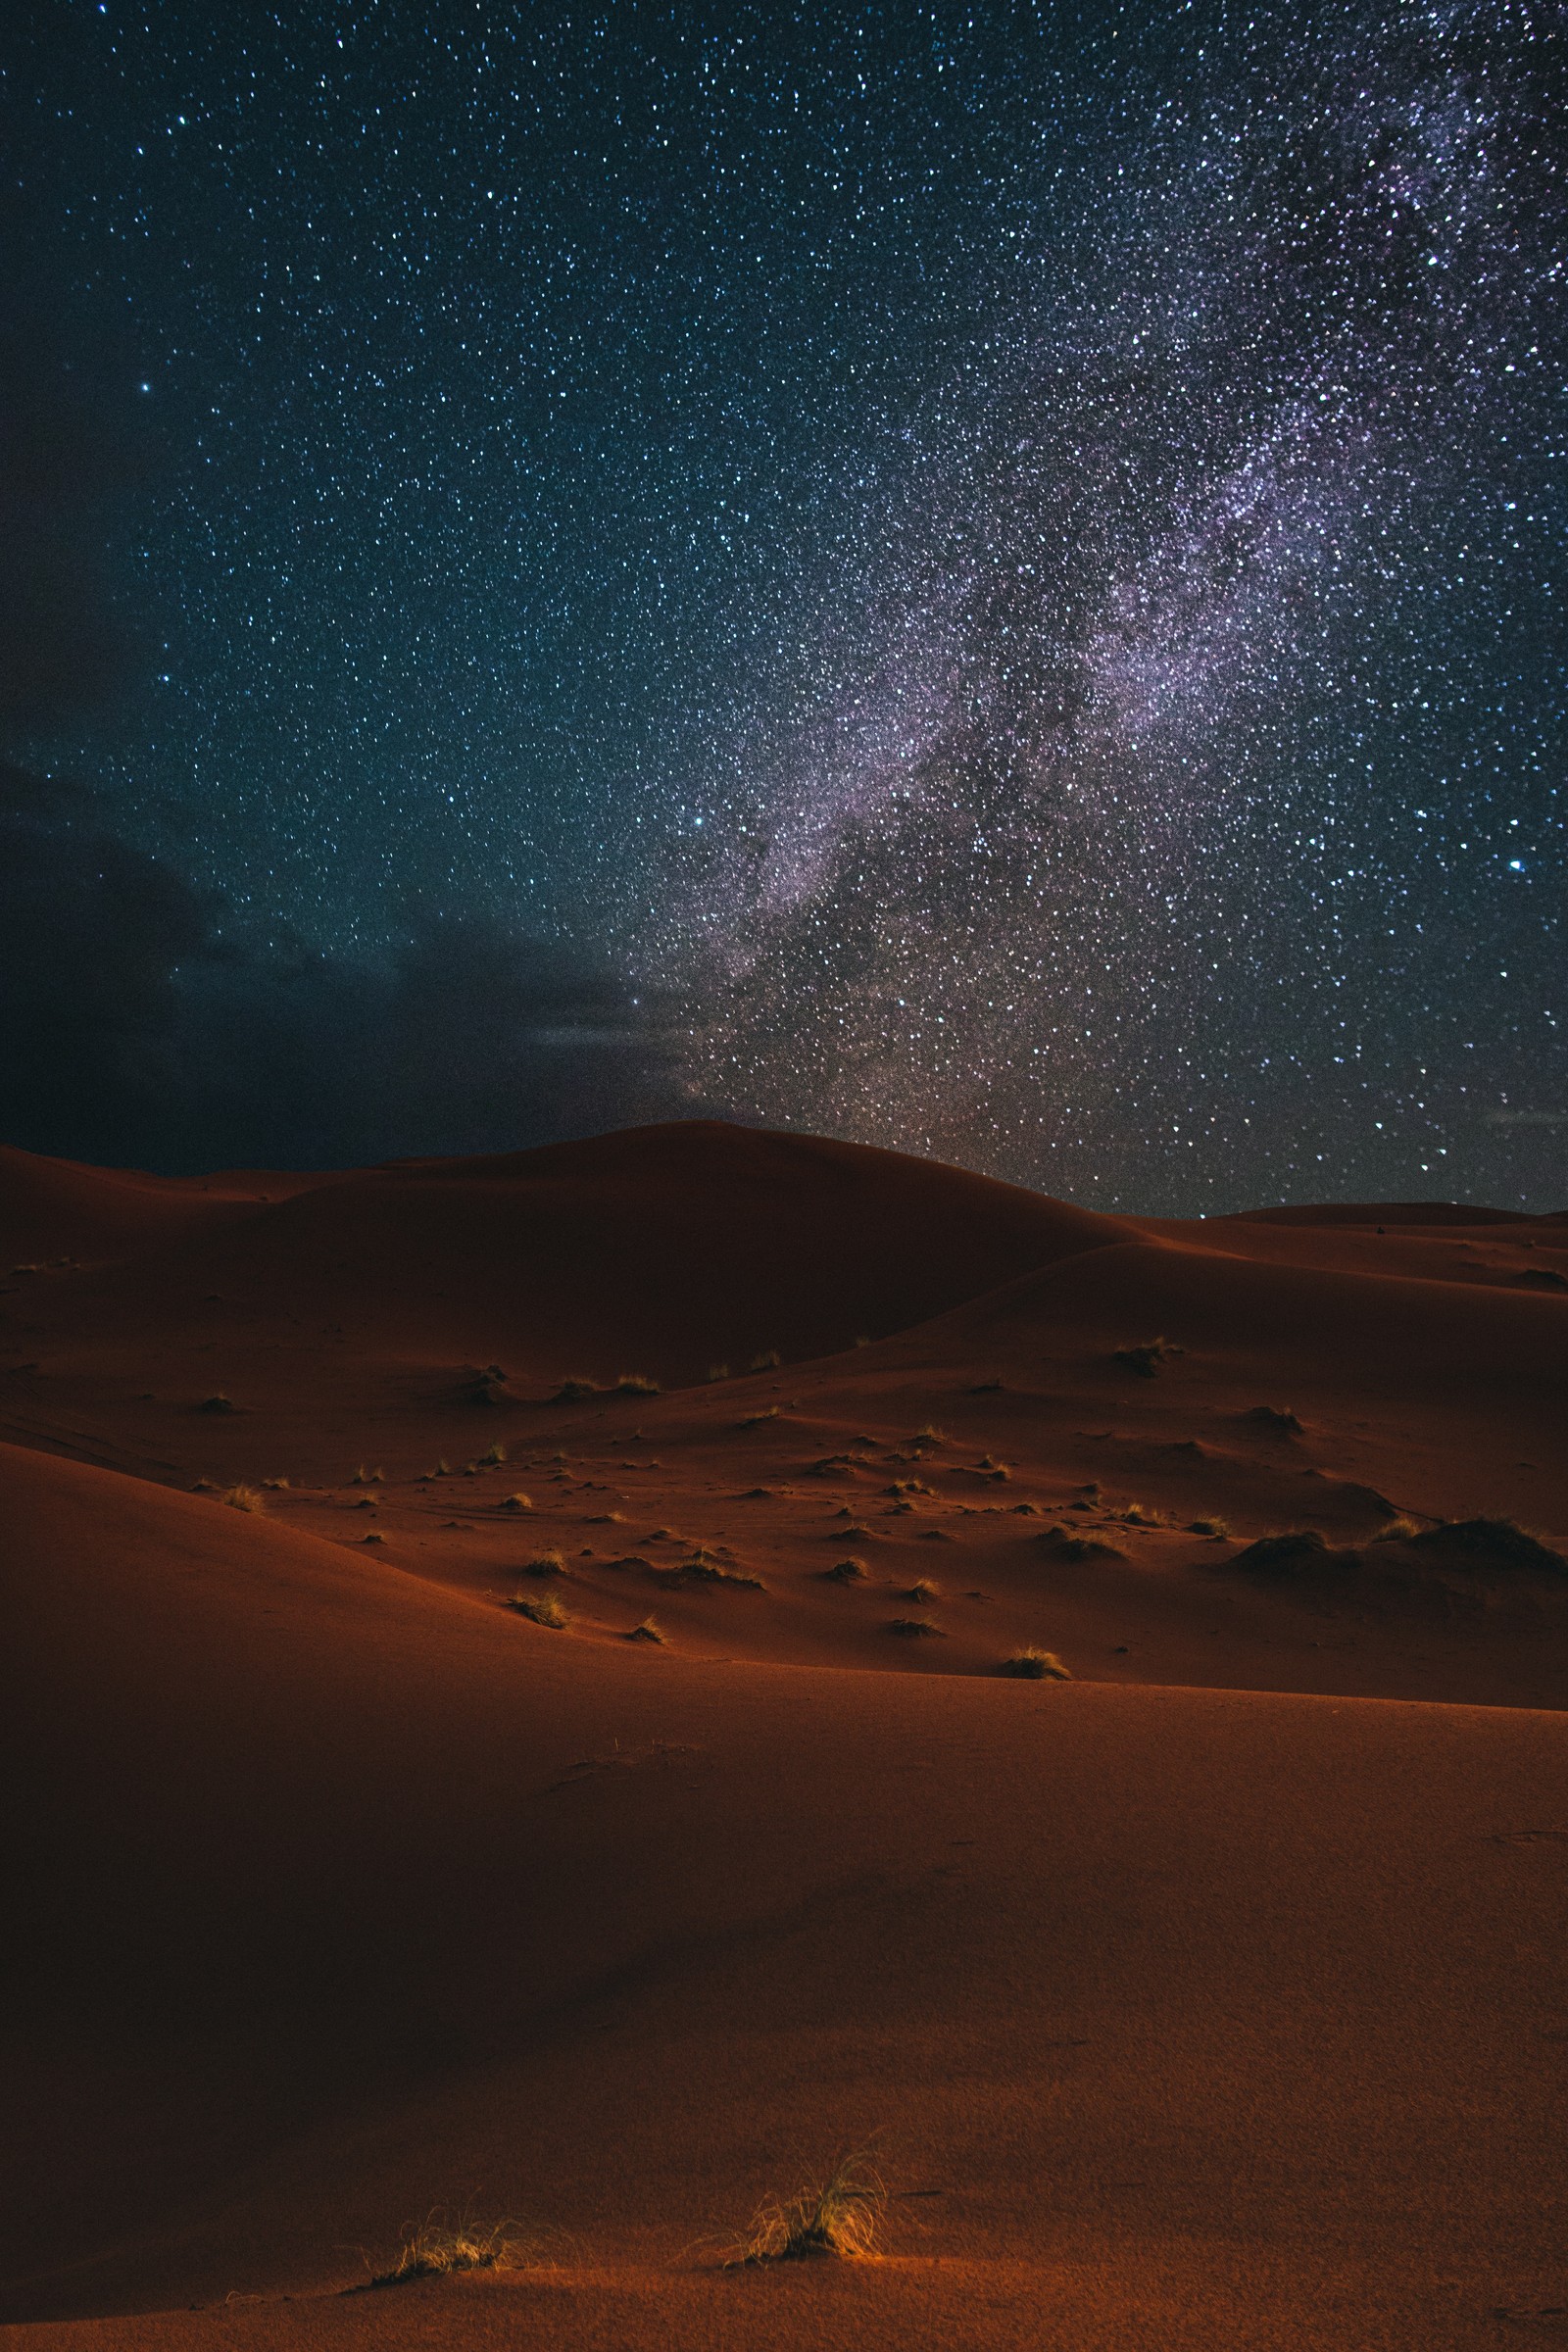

{"left": 4, "top": 1124, "right": 1567, "bottom": 2346}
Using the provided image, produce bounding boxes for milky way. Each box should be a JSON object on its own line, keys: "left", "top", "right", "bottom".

{"left": 8, "top": 1, "right": 1564, "bottom": 1205}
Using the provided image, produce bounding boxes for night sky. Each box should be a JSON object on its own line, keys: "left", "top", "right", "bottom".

{"left": 2, "top": 1, "right": 1563, "bottom": 1209}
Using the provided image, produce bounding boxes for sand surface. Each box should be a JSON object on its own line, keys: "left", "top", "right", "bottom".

{"left": 4, "top": 1122, "right": 1567, "bottom": 2346}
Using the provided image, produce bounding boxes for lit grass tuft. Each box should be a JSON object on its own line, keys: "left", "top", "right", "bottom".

{"left": 366, "top": 2210, "right": 521, "bottom": 2289}
{"left": 498, "top": 1492, "right": 534, "bottom": 1512}
{"left": 625, "top": 1616, "right": 664, "bottom": 1642}
{"left": 220, "top": 1484, "right": 266, "bottom": 1512}
{"left": 523, "top": 1549, "right": 566, "bottom": 1577}
{"left": 613, "top": 1372, "right": 662, "bottom": 1395}
{"left": 729, "top": 2152, "right": 885, "bottom": 2266}
{"left": 1001, "top": 1648, "right": 1071, "bottom": 1680}
{"left": 508, "top": 1592, "right": 569, "bottom": 1629}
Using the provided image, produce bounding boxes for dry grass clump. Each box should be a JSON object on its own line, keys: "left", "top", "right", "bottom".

{"left": 1241, "top": 1404, "right": 1303, "bottom": 1437}
{"left": 508, "top": 1592, "right": 569, "bottom": 1629}
{"left": 1001, "top": 1648, "right": 1071, "bottom": 1680}
{"left": 822, "top": 1557, "right": 866, "bottom": 1583}
{"left": 1112, "top": 1337, "right": 1179, "bottom": 1377}
{"left": 613, "top": 1372, "right": 662, "bottom": 1395}
{"left": 366, "top": 2211, "right": 521, "bottom": 2288}
{"left": 352, "top": 1464, "right": 385, "bottom": 1485}
{"left": 220, "top": 1484, "right": 266, "bottom": 1512}
{"left": 902, "top": 1579, "right": 940, "bottom": 1602}
{"left": 625, "top": 1616, "right": 665, "bottom": 1642}
{"left": 498, "top": 1492, "right": 534, "bottom": 1512}
{"left": 1036, "top": 1522, "right": 1125, "bottom": 1558}
{"left": 887, "top": 1615, "right": 943, "bottom": 1638}
{"left": 1371, "top": 1515, "right": 1423, "bottom": 1542}
{"left": 728, "top": 2152, "right": 885, "bottom": 2266}
{"left": 553, "top": 1376, "right": 600, "bottom": 1402}
{"left": 749, "top": 1348, "right": 782, "bottom": 1371}
{"left": 706, "top": 1362, "right": 732, "bottom": 1382}
{"left": 661, "top": 1554, "right": 764, "bottom": 1589}
{"left": 198, "top": 1393, "right": 235, "bottom": 1414}
{"left": 1189, "top": 1516, "right": 1230, "bottom": 1538}
{"left": 739, "top": 1405, "right": 779, "bottom": 1427}
{"left": 261, "top": 1475, "right": 290, "bottom": 1491}
{"left": 523, "top": 1549, "right": 566, "bottom": 1578}
{"left": 481, "top": 1441, "right": 507, "bottom": 1466}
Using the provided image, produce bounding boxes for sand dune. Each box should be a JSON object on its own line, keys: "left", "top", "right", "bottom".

{"left": 4, "top": 1123, "right": 1566, "bottom": 2347}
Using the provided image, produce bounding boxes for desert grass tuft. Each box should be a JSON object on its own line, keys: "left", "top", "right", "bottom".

{"left": 352, "top": 1464, "right": 385, "bottom": 1486}
{"left": 614, "top": 1372, "right": 662, "bottom": 1395}
{"left": 498, "top": 1492, "right": 534, "bottom": 1512}
{"left": 523, "top": 1549, "right": 566, "bottom": 1577}
{"left": 749, "top": 1349, "right": 782, "bottom": 1371}
{"left": 706, "top": 1363, "right": 732, "bottom": 1382}
{"left": 1371, "top": 1515, "right": 1423, "bottom": 1542}
{"left": 553, "top": 1377, "right": 600, "bottom": 1402}
{"left": 728, "top": 2152, "right": 885, "bottom": 2266}
{"left": 1001, "top": 1648, "right": 1071, "bottom": 1680}
{"left": 481, "top": 1441, "right": 508, "bottom": 1466}
{"left": 739, "top": 1405, "right": 778, "bottom": 1427}
{"left": 902, "top": 1579, "right": 939, "bottom": 1602}
{"left": 261, "top": 1475, "right": 290, "bottom": 1490}
{"left": 625, "top": 1616, "right": 665, "bottom": 1642}
{"left": 822, "top": 1557, "right": 866, "bottom": 1583}
{"left": 887, "top": 1615, "right": 943, "bottom": 1638}
{"left": 1189, "top": 1516, "right": 1231, "bottom": 1538}
{"left": 220, "top": 1484, "right": 266, "bottom": 1512}
{"left": 508, "top": 1592, "right": 569, "bottom": 1629}
{"left": 198, "top": 1393, "right": 235, "bottom": 1414}
{"left": 365, "top": 2211, "right": 521, "bottom": 2289}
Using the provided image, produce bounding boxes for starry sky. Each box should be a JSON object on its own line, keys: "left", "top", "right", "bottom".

{"left": 1, "top": 0, "right": 1563, "bottom": 1208}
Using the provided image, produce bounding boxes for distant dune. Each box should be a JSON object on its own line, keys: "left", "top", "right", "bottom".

{"left": 4, "top": 1122, "right": 1566, "bottom": 2347}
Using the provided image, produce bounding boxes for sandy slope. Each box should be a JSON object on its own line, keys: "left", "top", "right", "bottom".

{"left": 5, "top": 1124, "right": 1568, "bottom": 2346}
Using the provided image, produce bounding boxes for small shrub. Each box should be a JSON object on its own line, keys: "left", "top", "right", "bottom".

{"left": 663, "top": 1555, "right": 765, "bottom": 1589}
{"left": 914, "top": 1424, "right": 947, "bottom": 1444}
{"left": 739, "top": 1406, "right": 778, "bottom": 1428}
{"left": 706, "top": 1362, "right": 732, "bottom": 1382}
{"left": 498, "top": 1492, "right": 534, "bottom": 1512}
{"left": 198, "top": 1393, "right": 235, "bottom": 1414}
{"left": 352, "top": 1464, "right": 385, "bottom": 1486}
{"left": 887, "top": 1616, "right": 943, "bottom": 1638}
{"left": 508, "top": 1592, "right": 569, "bottom": 1628}
{"left": 902, "top": 1580, "right": 939, "bottom": 1602}
{"left": 220, "top": 1484, "right": 265, "bottom": 1512}
{"left": 614, "top": 1372, "right": 662, "bottom": 1395}
{"left": 1241, "top": 1405, "right": 1303, "bottom": 1437}
{"left": 749, "top": 1349, "right": 782, "bottom": 1371}
{"left": 481, "top": 1442, "right": 508, "bottom": 1466}
{"left": 1371, "top": 1515, "right": 1422, "bottom": 1543}
{"left": 1001, "top": 1648, "right": 1071, "bottom": 1680}
{"left": 626, "top": 1616, "right": 664, "bottom": 1642}
{"left": 553, "top": 1377, "right": 600, "bottom": 1402}
{"left": 261, "top": 1476, "right": 290, "bottom": 1491}
{"left": 1189, "top": 1517, "right": 1231, "bottom": 1538}
{"left": 1113, "top": 1337, "right": 1174, "bottom": 1378}
{"left": 523, "top": 1550, "right": 566, "bottom": 1577}
{"left": 822, "top": 1557, "right": 866, "bottom": 1583}
{"left": 729, "top": 2152, "right": 885, "bottom": 2266}
{"left": 367, "top": 2211, "right": 520, "bottom": 2288}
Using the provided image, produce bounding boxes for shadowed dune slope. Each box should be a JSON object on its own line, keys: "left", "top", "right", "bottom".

{"left": 5, "top": 1437, "right": 1568, "bottom": 2350}
{"left": 8, "top": 1120, "right": 1124, "bottom": 1387}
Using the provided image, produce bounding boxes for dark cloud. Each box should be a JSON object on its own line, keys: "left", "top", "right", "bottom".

{"left": 0, "top": 764, "right": 687, "bottom": 1171}
{"left": 0, "top": 269, "right": 688, "bottom": 1174}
